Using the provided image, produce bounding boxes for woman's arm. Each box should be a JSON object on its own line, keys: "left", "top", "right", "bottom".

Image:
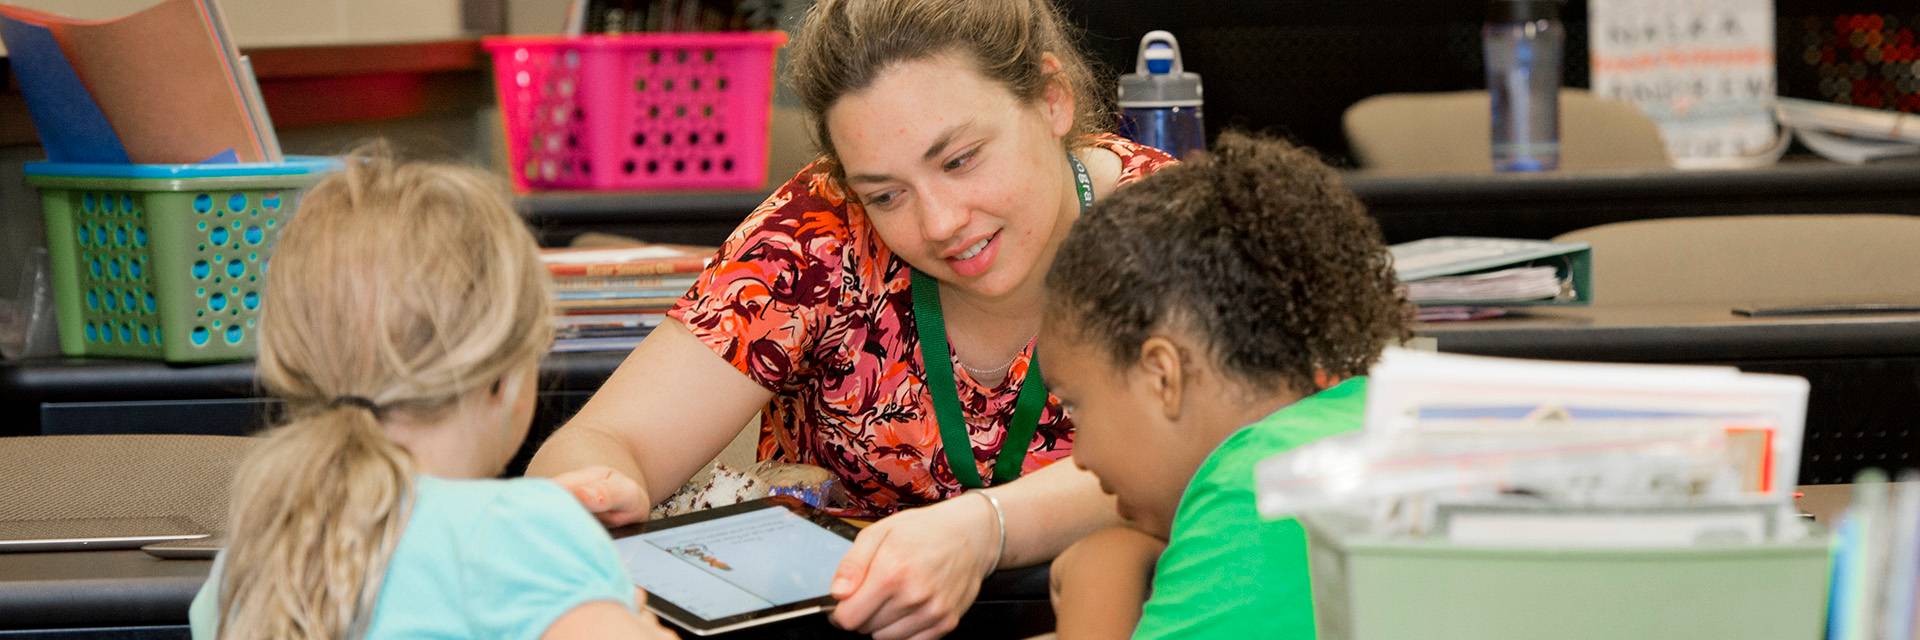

{"left": 527, "top": 320, "right": 773, "bottom": 525}
{"left": 994, "top": 458, "right": 1124, "bottom": 568}
{"left": 827, "top": 458, "right": 1122, "bottom": 640}
{"left": 1050, "top": 526, "right": 1165, "bottom": 640}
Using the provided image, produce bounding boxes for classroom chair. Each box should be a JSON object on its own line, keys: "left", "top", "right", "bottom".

{"left": 0, "top": 434, "right": 256, "bottom": 532}
{"left": 1343, "top": 89, "right": 1671, "bottom": 173}
{"left": 1552, "top": 214, "right": 1920, "bottom": 306}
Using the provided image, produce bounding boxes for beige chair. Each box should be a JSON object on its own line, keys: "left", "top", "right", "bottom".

{"left": 0, "top": 434, "right": 257, "bottom": 532}
{"left": 0, "top": 424, "right": 757, "bottom": 534}
{"left": 1551, "top": 214, "right": 1920, "bottom": 307}
{"left": 1344, "top": 89, "right": 1670, "bottom": 173}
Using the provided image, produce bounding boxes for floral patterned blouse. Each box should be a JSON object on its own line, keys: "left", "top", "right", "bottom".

{"left": 669, "top": 135, "right": 1178, "bottom": 517}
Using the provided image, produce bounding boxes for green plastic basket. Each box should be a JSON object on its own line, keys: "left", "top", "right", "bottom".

{"left": 26, "top": 161, "right": 335, "bottom": 362}
{"left": 1306, "top": 524, "right": 1832, "bottom": 640}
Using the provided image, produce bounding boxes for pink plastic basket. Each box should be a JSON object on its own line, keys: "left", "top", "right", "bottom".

{"left": 483, "top": 32, "right": 787, "bottom": 192}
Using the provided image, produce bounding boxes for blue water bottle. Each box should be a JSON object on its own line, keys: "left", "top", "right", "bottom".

{"left": 1484, "top": 0, "right": 1564, "bottom": 172}
{"left": 1118, "top": 31, "right": 1205, "bottom": 159}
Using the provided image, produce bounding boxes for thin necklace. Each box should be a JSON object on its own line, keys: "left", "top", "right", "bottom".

{"left": 959, "top": 335, "right": 1035, "bottom": 378}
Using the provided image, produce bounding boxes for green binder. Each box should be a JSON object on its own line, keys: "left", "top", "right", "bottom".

{"left": 1391, "top": 237, "right": 1593, "bottom": 306}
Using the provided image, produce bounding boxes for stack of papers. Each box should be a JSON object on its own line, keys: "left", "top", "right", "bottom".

{"left": 1390, "top": 237, "right": 1589, "bottom": 307}
{"left": 1256, "top": 348, "right": 1812, "bottom": 546}
{"left": 1777, "top": 97, "right": 1920, "bottom": 165}
{"left": 0, "top": 0, "right": 278, "bottom": 163}
{"left": 1404, "top": 266, "right": 1562, "bottom": 304}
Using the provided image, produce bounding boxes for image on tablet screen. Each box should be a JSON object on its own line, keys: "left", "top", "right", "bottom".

{"left": 614, "top": 507, "right": 854, "bottom": 620}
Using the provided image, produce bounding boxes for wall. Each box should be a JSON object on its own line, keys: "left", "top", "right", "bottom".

{"left": 0, "top": 0, "right": 464, "bottom": 53}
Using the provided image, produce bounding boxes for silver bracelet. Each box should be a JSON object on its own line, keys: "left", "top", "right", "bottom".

{"left": 972, "top": 489, "right": 1007, "bottom": 572}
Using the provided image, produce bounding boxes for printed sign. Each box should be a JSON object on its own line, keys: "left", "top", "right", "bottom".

{"left": 1589, "top": 0, "right": 1778, "bottom": 167}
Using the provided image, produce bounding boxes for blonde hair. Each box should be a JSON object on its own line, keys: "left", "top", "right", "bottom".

{"left": 215, "top": 145, "right": 552, "bottom": 638}
{"left": 787, "top": 0, "right": 1111, "bottom": 177}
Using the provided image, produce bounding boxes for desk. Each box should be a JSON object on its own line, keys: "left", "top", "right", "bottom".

{"left": 10, "top": 304, "right": 1918, "bottom": 482}
{"left": 1347, "top": 158, "right": 1920, "bottom": 244}
{"left": 0, "top": 351, "right": 630, "bottom": 475}
{"left": 0, "top": 550, "right": 205, "bottom": 638}
{"left": 0, "top": 551, "right": 1052, "bottom": 639}
{"left": 0, "top": 351, "right": 630, "bottom": 437}
{"left": 1418, "top": 304, "right": 1920, "bottom": 484}
{"left": 518, "top": 190, "right": 768, "bottom": 247}
{"left": 509, "top": 159, "right": 1920, "bottom": 248}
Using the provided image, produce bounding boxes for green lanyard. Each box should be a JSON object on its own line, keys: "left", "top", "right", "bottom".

{"left": 911, "top": 151, "right": 1095, "bottom": 489}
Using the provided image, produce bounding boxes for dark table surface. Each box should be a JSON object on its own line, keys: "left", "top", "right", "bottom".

{"left": 1416, "top": 303, "right": 1920, "bottom": 362}
{"left": 511, "top": 157, "right": 1920, "bottom": 246}
{"left": 1346, "top": 158, "right": 1920, "bottom": 243}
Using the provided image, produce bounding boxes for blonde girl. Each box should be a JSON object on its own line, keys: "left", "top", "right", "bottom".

{"left": 188, "top": 149, "right": 676, "bottom": 639}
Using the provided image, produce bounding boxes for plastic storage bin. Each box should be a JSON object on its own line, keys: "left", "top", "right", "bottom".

{"left": 1305, "top": 524, "right": 1832, "bottom": 640}
{"left": 483, "top": 32, "right": 787, "bottom": 192}
{"left": 25, "top": 158, "right": 339, "bottom": 363}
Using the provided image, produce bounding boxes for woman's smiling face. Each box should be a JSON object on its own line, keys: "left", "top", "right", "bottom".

{"left": 826, "top": 52, "right": 1076, "bottom": 299}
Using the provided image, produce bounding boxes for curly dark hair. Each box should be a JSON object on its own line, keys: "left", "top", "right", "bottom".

{"left": 1044, "top": 132, "right": 1412, "bottom": 394}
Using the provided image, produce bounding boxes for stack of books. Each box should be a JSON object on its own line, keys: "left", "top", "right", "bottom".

{"left": 541, "top": 244, "right": 712, "bottom": 353}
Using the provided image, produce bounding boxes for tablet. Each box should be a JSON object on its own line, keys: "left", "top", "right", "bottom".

{"left": 0, "top": 516, "right": 208, "bottom": 553}
{"left": 141, "top": 532, "right": 227, "bottom": 559}
{"left": 609, "top": 496, "right": 858, "bottom": 636}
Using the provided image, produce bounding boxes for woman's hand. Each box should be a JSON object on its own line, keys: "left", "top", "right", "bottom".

{"left": 828, "top": 494, "right": 998, "bottom": 640}
{"left": 1049, "top": 526, "right": 1165, "bottom": 640}
{"left": 552, "top": 465, "right": 652, "bottom": 527}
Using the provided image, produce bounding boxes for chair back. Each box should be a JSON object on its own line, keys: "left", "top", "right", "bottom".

{"left": 1552, "top": 214, "right": 1920, "bottom": 306}
{"left": 0, "top": 434, "right": 256, "bottom": 531}
{"left": 1344, "top": 89, "right": 1670, "bottom": 173}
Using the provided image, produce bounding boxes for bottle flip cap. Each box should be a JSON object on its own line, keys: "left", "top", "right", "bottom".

{"left": 1118, "top": 30, "right": 1202, "bottom": 108}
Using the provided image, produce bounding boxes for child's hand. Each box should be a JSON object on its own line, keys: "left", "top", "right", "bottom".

{"left": 1049, "top": 526, "right": 1165, "bottom": 640}
{"left": 552, "top": 466, "right": 652, "bottom": 527}
{"left": 632, "top": 588, "right": 680, "bottom": 639}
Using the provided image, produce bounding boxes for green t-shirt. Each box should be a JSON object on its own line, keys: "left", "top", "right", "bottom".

{"left": 1132, "top": 377, "right": 1367, "bottom": 640}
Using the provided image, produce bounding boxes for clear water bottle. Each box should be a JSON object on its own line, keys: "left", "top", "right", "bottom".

{"left": 1118, "top": 30, "right": 1205, "bottom": 159}
{"left": 1484, "top": 0, "right": 1564, "bottom": 172}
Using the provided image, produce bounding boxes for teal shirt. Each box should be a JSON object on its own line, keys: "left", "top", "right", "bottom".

{"left": 1132, "top": 377, "right": 1367, "bottom": 640}
{"left": 191, "top": 476, "right": 635, "bottom": 639}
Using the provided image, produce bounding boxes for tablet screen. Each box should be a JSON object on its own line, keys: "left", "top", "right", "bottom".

{"left": 614, "top": 505, "right": 854, "bottom": 622}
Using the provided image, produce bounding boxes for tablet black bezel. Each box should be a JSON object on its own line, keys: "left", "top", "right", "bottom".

{"left": 608, "top": 495, "right": 859, "bottom": 635}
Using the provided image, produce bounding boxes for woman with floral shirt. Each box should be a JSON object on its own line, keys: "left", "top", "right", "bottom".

{"left": 529, "top": 1, "right": 1177, "bottom": 638}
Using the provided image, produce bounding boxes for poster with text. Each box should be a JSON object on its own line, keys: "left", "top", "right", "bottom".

{"left": 1589, "top": 0, "right": 1777, "bottom": 167}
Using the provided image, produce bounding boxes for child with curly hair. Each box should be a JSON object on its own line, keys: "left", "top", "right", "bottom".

{"left": 1040, "top": 132, "right": 1411, "bottom": 639}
